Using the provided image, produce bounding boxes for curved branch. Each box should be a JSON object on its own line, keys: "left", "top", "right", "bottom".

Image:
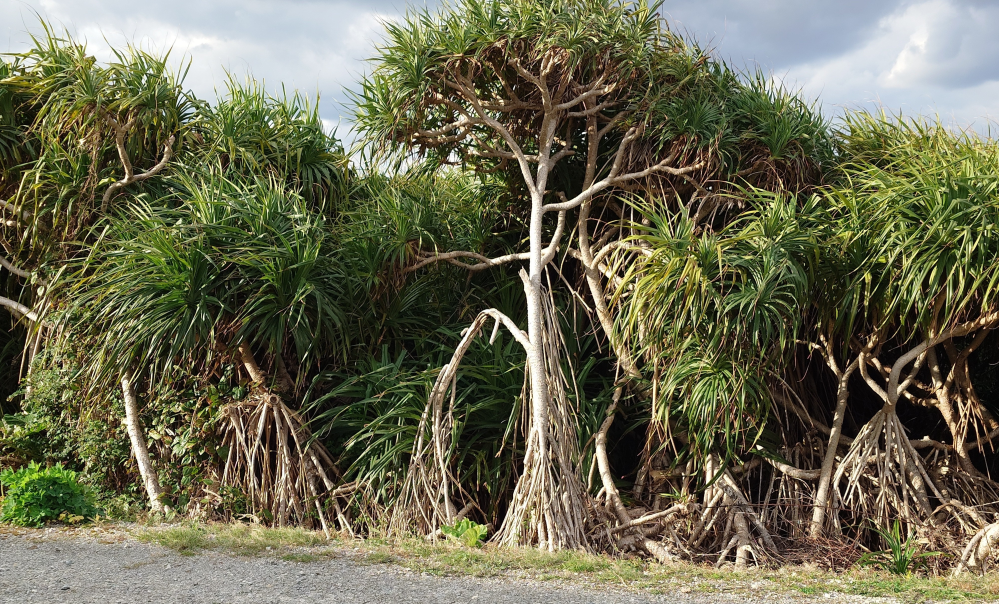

{"left": 0, "top": 256, "right": 31, "bottom": 279}
{"left": 0, "top": 198, "right": 31, "bottom": 222}
{"left": 765, "top": 457, "right": 821, "bottom": 480}
{"left": 0, "top": 295, "right": 37, "bottom": 322}
{"left": 887, "top": 311, "right": 999, "bottom": 403}
{"left": 539, "top": 210, "right": 566, "bottom": 267}
{"left": 860, "top": 350, "right": 890, "bottom": 402}
{"left": 479, "top": 308, "right": 532, "bottom": 353}
{"left": 542, "top": 154, "right": 706, "bottom": 213}
{"left": 102, "top": 133, "right": 176, "bottom": 209}
{"left": 608, "top": 503, "right": 690, "bottom": 534}
{"left": 406, "top": 212, "right": 566, "bottom": 275}
{"left": 404, "top": 250, "right": 531, "bottom": 274}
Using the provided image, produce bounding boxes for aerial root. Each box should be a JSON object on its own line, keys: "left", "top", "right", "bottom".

{"left": 953, "top": 523, "right": 999, "bottom": 576}
{"left": 390, "top": 312, "right": 497, "bottom": 536}
{"left": 219, "top": 392, "right": 338, "bottom": 531}
{"left": 686, "top": 455, "right": 775, "bottom": 569}
{"left": 495, "top": 292, "right": 590, "bottom": 550}
{"left": 833, "top": 407, "right": 942, "bottom": 528}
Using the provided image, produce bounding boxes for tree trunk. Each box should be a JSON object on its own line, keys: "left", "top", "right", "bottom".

{"left": 121, "top": 371, "right": 169, "bottom": 514}
{"left": 495, "top": 148, "right": 590, "bottom": 550}
{"left": 810, "top": 357, "right": 857, "bottom": 538}
{"left": 524, "top": 194, "right": 550, "bottom": 473}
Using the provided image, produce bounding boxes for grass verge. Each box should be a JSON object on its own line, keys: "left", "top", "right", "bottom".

{"left": 132, "top": 523, "right": 999, "bottom": 603}
{"left": 135, "top": 522, "right": 325, "bottom": 556}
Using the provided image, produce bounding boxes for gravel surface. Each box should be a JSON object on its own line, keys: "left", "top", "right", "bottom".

{"left": 0, "top": 530, "right": 895, "bottom": 604}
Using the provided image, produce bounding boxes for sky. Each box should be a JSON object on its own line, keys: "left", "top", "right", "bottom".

{"left": 3, "top": 0, "right": 999, "bottom": 139}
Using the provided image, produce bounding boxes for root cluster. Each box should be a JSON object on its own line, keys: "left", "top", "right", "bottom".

{"left": 219, "top": 392, "right": 347, "bottom": 535}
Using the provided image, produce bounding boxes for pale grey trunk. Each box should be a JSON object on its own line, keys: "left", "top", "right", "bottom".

{"left": 809, "top": 370, "right": 850, "bottom": 538}
{"left": 524, "top": 189, "right": 549, "bottom": 460}
{"left": 524, "top": 121, "right": 557, "bottom": 465}
{"left": 121, "top": 371, "right": 168, "bottom": 514}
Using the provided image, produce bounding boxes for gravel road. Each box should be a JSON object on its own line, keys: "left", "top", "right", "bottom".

{"left": 0, "top": 530, "right": 893, "bottom": 604}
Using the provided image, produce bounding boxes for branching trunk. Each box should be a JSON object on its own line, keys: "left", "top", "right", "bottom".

{"left": 399, "top": 50, "right": 704, "bottom": 552}
{"left": 100, "top": 111, "right": 175, "bottom": 211}
{"left": 810, "top": 335, "right": 862, "bottom": 538}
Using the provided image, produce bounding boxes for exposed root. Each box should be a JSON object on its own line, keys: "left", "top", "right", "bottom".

{"left": 833, "top": 406, "right": 941, "bottom": 530}
{"left": 495, "top": 292, "right": 591, "bottom": 551}
{"left": 390, "top": 312, "right": 496, "bottom": 535}
{"left": 690, "top": 455, "right": 776, "bottom": 569}
{"left": 592, "top": 386, "right": 693, "bottom": 563}
{"left": 954, "top": 523, "right": 999, "bottom": 576}
{"left": 219, "top": 392, "right": 338, "bottom": 531}
{"left": 761, "top": 438, "right": 825, "bottom": 541}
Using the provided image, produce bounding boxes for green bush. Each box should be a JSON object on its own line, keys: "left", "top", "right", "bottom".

{"left": 0, "top": 462, "right": 98, "bottom": 526}
{"left": 6, "top": 350, "right": 137, "bottom": 498}
{"left": 441, "top": 518, "right": 489, "bottom": 548}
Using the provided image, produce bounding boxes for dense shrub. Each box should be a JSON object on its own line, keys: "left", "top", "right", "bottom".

{"left": 0, "top": 462, "right": 98, "bottom": 526}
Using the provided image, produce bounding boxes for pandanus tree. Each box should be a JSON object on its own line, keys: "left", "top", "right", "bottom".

{"left": 58, "top": 75, "right": 352, "bottom": 519}
{"left": 355, "top": 0, "right": 831, "bottom": 552}
{"left": 356, "top": 0, "right": 716, "bottom": 550}
{"left": 810, "top": 114, "right": 999, "bottom": 540}
{"left": 4, "top": 27, "right": 352, "bottom": 516}
{"left": 1, "top": 28, "right": 191, "bottom": 512}
{"left": 65, "top": 171, "right": 348, "bottom": 525}
{"left": 617, "top": 113, "right": 999, "bottom": 566}
{"left": 617, "top": 192, "right": 821, "bottom": 566}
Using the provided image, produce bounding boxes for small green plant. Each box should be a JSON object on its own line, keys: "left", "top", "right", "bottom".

{"left": 0, "top": 462, "right": 98, "bottom": 527}
{"left": 857, "top": 520, "right": 943, "bottom": 575}
{"left": 441, "top": 518, "right": 489, "bottom": 548}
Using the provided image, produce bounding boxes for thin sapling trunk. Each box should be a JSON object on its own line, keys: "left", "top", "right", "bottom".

{"left": 121, "top": 370, "right": 169, "bottom": 514}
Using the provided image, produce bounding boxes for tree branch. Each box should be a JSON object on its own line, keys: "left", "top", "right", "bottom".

{"left": 541, "top": 131, "right": 705, "bottom": 213}
{"left": 887, "top": 311, "right": 999, "bottom": 404}
{"left": 764, "top": 457, "right": 821, "bottom": 480}
{"left": 539, "top": 210, "right": 567, "bottom": 267}
{"left": 0, "top": 255, "right": 31, "bottom": 279}
{"left": 479, "top": 308, "right": 532, "bottom": 353}
{"left": 0, "top": 295, "right": 37, "bottom": 322}
{"left": 407, "top": 212, "right": 566, "bottom": 275}
{"left": 101, "top": 120, "right": 176, "bottom": 210}
{"left": 451, "top": 75, "right": 539, "bottom": 199}
{"left": 0, "top": 198, "right": 31, "bottom": 222}
{"left": 404, "top": 250, "right": 532, "bottom": 274}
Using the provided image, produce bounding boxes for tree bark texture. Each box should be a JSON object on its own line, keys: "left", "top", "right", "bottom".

{"left": 121, "top": 371, "right": 168, "bottom": 514}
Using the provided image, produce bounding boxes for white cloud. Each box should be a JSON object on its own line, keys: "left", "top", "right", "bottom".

{"left": 2, "top": 0, "right": 395, "bottom": 123}
{"left": 722, "top": 0, "right": 999, "bottom": 129}
{"left": 5, "top": 0, "right": 999, "bottom": 133}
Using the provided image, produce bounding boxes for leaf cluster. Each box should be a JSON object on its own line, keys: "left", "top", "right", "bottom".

{"left": 618, "top": 192, "right": 819, "bottom": 458}
{"left": 826, "top": 112, "right": 999, "bottom": 339}
{"left": 192, "top": 75, "right": 350, "bottom": 208}
{"left": 65, "top": 171, "right": 346, "bottom": 390}
{"left": 354, "top": 0, "right": 831, "bottom": 205}
{"left": 0, "top": 461, "right": 98, "bottom": 527}
{"left": 857, "top": 520, "right": 944, "bottom": 576}
{"left": 1, "top": 23, "right": 193, "bottom": 268}
{"left": 441, "top": 518, "right": 490, "bottom": 547}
